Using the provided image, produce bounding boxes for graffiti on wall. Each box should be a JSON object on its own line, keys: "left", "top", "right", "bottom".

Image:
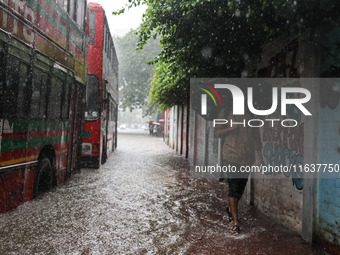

{"left": 262, "top": 123, "right": 304, "bottom": 190}
{"left": 258, "top": 38, "right": 304, "bottom": 190}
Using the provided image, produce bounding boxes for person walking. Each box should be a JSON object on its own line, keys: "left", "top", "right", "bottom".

{"left": 149, "top": 122, "right": 154, "bottom": 136}
{"left": 215, "top": 107, "right": 263, "bottom": 235}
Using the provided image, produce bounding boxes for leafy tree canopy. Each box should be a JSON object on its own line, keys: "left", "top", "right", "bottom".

{"left": 114, "top": 30, "right": 160, "bottom": 111}
{"left": 114, "top": 0, "right": 340, "bottom": 111}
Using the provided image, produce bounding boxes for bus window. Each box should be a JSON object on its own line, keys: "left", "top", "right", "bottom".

{"left": 48, "top": 76, "right": 63, "bottom": 119}
{"left": 16, "top": 62, "right": 29, "bottom": 118}
{"left": 76, "top": 0, "right": 85, "bottom": 28}
{"left": 69, "top": 0, "right": 76, "bottom": 20}
{"left": 104, "top": 25, "right": 108, "bottom": 54}
{"left": 30, "top": 68, "right": 48, "bottom": 119}
{"left": 0, "top": 42, "right": 4, "bottom": 117}
{"left": 85, "top": 74, "right": 100, "bottom": 121}
{"left": 4, "top": 56, "right": 19, "bottom": 117}
{"left": 109, "top": 98, "right": 116, "bottom": 122}
{"left": 2, "top": 56, "right": 30, "bottom": 118}
{"left": 62, "top": 76, "right": 72, "bottom": 120}
{"left": 88, "top": 11, "right": 96, "bottom": 45}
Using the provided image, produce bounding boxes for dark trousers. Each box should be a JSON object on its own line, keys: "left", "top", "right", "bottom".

{"left": 223, "top": 160, "right": 249, "bottom": 198}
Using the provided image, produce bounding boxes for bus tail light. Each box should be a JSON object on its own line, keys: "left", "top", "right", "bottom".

{"left": 92, "top": 144, "right": 100, "bottom": 155}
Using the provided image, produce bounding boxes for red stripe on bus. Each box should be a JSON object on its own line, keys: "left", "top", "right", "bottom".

{"left": 2, "top": 130, "right": 69, "bottom": 139}
{"left": 0, "top": 143, "right": 69, "bottom": 166}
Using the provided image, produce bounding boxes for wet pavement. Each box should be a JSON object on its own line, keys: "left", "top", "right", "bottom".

{"left": 0, "top": 130, "right": 321, "bottom": 254}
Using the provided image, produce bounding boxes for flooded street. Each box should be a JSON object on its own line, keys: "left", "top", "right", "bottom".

{"left": 0, "top": 131, "right": 316, "bottom": 254}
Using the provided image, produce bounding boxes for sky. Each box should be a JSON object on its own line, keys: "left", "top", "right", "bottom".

{"left": 89, "top": 0, "right": 147, "bottom": 37}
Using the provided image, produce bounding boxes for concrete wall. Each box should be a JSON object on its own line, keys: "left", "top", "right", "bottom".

{"left": 167, "top": 104, "right": 189, "bottom": 158}
{"left": 181, "top": 103, "right": 189, "bottom": 157}
{"left": 316, "top": 27, "right": 340, "bottom": 248}
{"left": 250, "top": 34, "right": 313, "bottom": 234}
{"left": 165, "top": 29, "right": 340, "bottom": 250}
{"left": 317, "top": 103, "right": 340, "bottom": 247}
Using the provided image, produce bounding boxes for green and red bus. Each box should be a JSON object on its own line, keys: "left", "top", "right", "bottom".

{"left": 82, "top": 3, "right": 118, "bottom": 168}
{"left": 0, "top": 0, "right": 87, "bottom": 213}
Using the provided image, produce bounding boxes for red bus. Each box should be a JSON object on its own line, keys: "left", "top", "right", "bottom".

{"left": 0, "top": 0, "right": 87, "bottom": 213}
{"left": 82, "top": 3, "right": 119, "bottom": 168}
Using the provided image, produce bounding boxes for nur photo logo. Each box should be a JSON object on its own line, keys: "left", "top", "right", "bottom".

{"left": 199, "top": 82, "right": 223, "bottom": 115}
{"left": 193, "top": 78, "right": 313, "bottom": 128}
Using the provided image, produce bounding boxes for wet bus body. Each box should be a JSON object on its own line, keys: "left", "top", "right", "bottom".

{"left": 82, "top": 3, "right": 118, "bottom": 169}
{"left": 0, "top": 0, "right": 87, "bottom": 213}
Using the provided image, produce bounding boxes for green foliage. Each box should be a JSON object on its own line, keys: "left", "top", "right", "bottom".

{"left": 115, "top": 0, "right": 340, "bottom": 110}
{"left": 149, "top": 61, "right": 188, "bottom": 111}
{"left": 113, "top": 30, "right": 160, "bottom": 111}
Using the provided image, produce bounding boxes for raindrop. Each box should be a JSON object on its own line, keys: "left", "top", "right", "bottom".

{"left": 201, "top": 47, "right": 212, "bottom": 60}
{"left": 332, "top": 84, "right": 340, "bottom": 92}
{"left": 241, "top": 70, "right": 248, "bottom": 77}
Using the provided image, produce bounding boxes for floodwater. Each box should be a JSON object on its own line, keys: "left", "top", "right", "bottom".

{"left": 0, "top": 130, "right": 317, "bottom": 254}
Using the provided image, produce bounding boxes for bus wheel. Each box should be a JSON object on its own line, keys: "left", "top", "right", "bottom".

{"left": 33, "top": 157, "right": 53, "bottom": 198}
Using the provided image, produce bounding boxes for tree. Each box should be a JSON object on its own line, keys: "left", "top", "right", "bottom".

{"left": 114, "top": 29, "right": 160, "bottom": 111}
{"left": 115, "top": 0, "right": 340, "bottom": 110}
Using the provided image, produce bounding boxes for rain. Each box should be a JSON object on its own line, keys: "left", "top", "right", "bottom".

{"left": 1, "top": 0, "right": 340, "bottom": 254}
{"left": 0, "top": 131, "right": 317, "bottom": 254}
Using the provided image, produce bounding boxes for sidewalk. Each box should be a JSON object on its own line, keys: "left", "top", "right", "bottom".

{"left": 162, "top": 148, "right": 321, "bottom": 255}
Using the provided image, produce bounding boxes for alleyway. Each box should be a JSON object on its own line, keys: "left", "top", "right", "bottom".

{"left": 0, "top": 131, "right": 320, "bottom": 254}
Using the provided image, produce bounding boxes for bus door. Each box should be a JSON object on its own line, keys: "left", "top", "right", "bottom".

{"left": 0, "top": 38, "right": 5, "bottom": 208}
{"left": 101, "top": 80, "right": 109, "bottom": 163}
{"left": 107, "top": 95, "right": 116, "bottom": 153}
{"left": 66, "top": 75, "right": 76, "bottom": 177}
{"left": 72, "top": 81, "right": 85, "bottom": 173}
{"left": 68, "top": 79, "right": 84, "bottom": 174}
{"left": 0, "top": 39, "right": 5, "bottom": 158}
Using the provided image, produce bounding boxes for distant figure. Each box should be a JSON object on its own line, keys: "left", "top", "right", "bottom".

{"left": 153, "top": 124, "right": 158, "bottom": 137}
{"left": 149, "top": 123, "right": 154, "bottom": 136}
{"left": 215, "top": 107, "right": 263, "bottom": 235}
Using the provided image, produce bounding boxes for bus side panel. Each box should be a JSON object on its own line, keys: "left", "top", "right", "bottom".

{"left": 0, "top": 171, "right": 24, "bottom": 213}
{"left": 55, "top": 141, "right": 69, "bottom": 185}
{"left": 22, "top": 167, "right": 34, "bottom": 202}
{"left": 82, "top": 6, "right": 104, "bottom": 168}
{"left": 82, "top": 119, "right": 101, "bottom": 167}
{"left": 0, "top": 0, "right": 87, "bottom": 213}
{"left": 106, "top": 99, "right": 117, "bottom": 156}
{"left": 0, "top": 167, "right": 34, "bottom": 213}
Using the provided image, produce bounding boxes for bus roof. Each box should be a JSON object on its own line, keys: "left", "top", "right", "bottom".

{"left": 88, "top": 2, "right": 104, "bottom": 11}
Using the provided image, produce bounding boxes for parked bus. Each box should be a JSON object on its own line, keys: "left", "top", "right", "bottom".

{"left": 82, "top": 3, "right": 119, "bottom": 168}
{"left": 0, "top": 0, "right": 87, "bottom": 213}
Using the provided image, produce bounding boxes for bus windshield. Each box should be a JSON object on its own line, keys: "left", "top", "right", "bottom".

{"left": 85, "top": 74, "right": 100, "bottom": 121}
